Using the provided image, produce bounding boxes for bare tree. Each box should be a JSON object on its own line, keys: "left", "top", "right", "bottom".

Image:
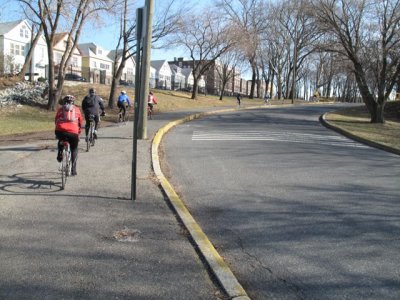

{"left": 108, "top": 0, "right": 184, "bottom": 108}
{"left": 174, "top": 10, "right": 234, "bottom": 100}
{"left": 215, "top": 49, "right": 245, "bottom": 100}
{"left": 312, "top": 0, "right": 400, "bottom": 123}
{"left": 18, "top": 0, "right": 117, "bottom": 110}
{"left": 216, "top": 0, "right": 268, "bottom": 99}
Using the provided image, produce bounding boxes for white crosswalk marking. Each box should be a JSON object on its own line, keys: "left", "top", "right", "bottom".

{"left": 192, "top": 130, "right": 369, "bottom": 148}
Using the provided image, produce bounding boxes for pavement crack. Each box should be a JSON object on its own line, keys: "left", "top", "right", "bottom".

{"left": 228, "top": 229, "right": 306, "bottom": 299}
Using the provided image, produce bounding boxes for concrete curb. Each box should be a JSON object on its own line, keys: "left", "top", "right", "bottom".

{"left": 151, "top": 107, "right": 251, "bottom": 300}
{"left": 320, "top": 113, "right": 400, "bottom": 156}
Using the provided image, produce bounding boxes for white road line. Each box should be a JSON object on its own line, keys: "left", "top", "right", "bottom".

{"left": 192, "top": 130, "right": 369, "bottom": 148}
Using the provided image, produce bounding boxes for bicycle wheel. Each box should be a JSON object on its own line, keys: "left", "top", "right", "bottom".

{"left": 91, "top": 122, "right": 96, "bottom": 146}
{"left": 86, "top": 122, "right": 92, "bottom": 152}
{"left": 61, "top": 148, "right": 67, "bottom": 189}
{"left": 148, "top": 108, "right": 152, "bottom": 120}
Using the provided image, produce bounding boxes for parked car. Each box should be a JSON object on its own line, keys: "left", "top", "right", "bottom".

{"left": 57, "top": 73, "right": 87, "bottom": 82}
{"left": 119, "top": 79, "right": 133, "bottom": 86}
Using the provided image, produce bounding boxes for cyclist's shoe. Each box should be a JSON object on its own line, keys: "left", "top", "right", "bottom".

{"left": 94, "top": 130, "right": 98, "bottom": 139}
{"left": 71, "top": 170, "right": 77, "bottom": 176}
{"left": 57, "top": 151, "right": 63, "bottom": 162}
{"left": 85, "top": 136, "right": 89, "bottom": 142}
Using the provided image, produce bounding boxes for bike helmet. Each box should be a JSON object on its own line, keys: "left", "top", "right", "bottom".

{"left": 63, "top": 95, "right": 75, "bottom": 104}
{"left": 62, "top": 95, "right": 75, "bottom": 111}
{"left": 121, "top": 90, "right": 126, "bottom": 94}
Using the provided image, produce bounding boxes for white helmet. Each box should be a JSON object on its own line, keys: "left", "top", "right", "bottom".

{"left": 121, "top": 90, "right": 126, "bottom": 94}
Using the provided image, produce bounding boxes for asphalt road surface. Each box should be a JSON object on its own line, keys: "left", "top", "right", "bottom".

{"left": 163, "top": 104, "right": 400, "bottom": 299}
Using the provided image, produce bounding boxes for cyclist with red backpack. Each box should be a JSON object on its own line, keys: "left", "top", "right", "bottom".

{"left": 55, "top": 95, "right": 82, "bottom": 176}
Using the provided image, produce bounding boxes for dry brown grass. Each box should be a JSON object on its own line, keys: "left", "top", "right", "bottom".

{"left": 325, "top": 101, "right": 400, "bottom": 151}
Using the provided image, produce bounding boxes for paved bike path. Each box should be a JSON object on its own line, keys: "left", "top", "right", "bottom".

{"left": 0, "top": 108, "right": 237, "bottom": 300}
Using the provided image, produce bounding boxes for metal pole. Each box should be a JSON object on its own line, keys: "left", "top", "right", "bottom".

{"left": 137, "top": 0, "right": 154, "bottom": 140}
{"left": 132, "top": 7, "right": 144, "bottom": 201}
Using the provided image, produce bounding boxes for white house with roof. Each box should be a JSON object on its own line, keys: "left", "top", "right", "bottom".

{"left": 78, "top": 43, "right": 113, "bottom": 84}
{"left": 107, "top": 49, "right": 135, "bottom": 85}
{"left": 0, "top": 19, "right": 48, "bottom": 79}
{"left": 150, "top": 60, "right": 172, "bottom": 90}
{"left": 53, "top": 33, "right": 83, "bottom": 78}
{"left": 149, "top": 65, "right": 157, "bottom": 88}
{"left": 169, "top": 63, "right": 186, "bottom": 90}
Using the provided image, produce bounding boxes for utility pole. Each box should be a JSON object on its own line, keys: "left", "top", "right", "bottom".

{"left": 132, "top": 7, "right": 144, "bottom": 201}
{"left": 137, "top": 0, "right": 154, "bottom": 140}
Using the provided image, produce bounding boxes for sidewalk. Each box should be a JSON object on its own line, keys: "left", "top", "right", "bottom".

{"left": 0, "top": 108, "right": 233, "bottom": 300}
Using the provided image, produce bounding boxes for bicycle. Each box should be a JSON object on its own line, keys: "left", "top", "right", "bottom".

{"left": 147, "top": 104, "right": 154, "bottom": 120}
{"left": 118, "top": 104, "right": 129, "bottom": 124}
{"left": 59, "top": 139, "right": 72, "bottom": 190}
{"left": 86, "top": 115, "right": 96, "bottom": 152}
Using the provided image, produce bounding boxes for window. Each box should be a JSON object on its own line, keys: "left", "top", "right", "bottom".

{"left": 15, "top": 45, "right": 20, "bottom": 56}
{"left": 21, "top": 45, "right": 25, "bottom": 55}
{"left": 10, "top": 43, "right": 15, "bottom": 55}
{"left": 72, "top": 57, "right": 78, "bottom": 67}
{"left": 20, "top": 26, "right": 29, "bottom": 38}
{"left": 127, "top": 68, "right": 133, "bottom": 75}
{"left": 100, "top": 63, "right": 109, "bottom": 70}
{"left": 92, "top": 61, "right": 97, "bottom": 68}
{"left": 56, "top": 53, "right": 62, "bottom": 64}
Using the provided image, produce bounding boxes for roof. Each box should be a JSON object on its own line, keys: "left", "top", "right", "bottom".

{"left": 150, "top": 60, "right": 168, "bottom": 71}
{"left": 53, "top": 33, "right": 68, "bottom": 46}
{"left": 0, "top": 20, "right": 28, "bottom": 36}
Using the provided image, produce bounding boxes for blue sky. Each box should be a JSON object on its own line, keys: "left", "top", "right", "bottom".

{"left": 0, "top": 0, "right": 244, "bottom": 73}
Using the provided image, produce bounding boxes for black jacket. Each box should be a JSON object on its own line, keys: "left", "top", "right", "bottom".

{"left": 82, "top": 94, "right": 105, "bottom": 116}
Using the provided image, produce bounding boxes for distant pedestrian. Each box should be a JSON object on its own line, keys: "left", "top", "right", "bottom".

{"left": 264, "top": 93, "right": 270, "bottom": 104}
{"left": 236, "top": 93, "right": 242, "bottom": 107}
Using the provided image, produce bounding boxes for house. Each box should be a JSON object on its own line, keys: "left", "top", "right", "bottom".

{"left": 180, "top": 67, "right": 194, "bottom": 91}
{"left": 168, "top": 63, "right": 186, "bottom": 90}
{"left": 78, "top": 43, "right": 114, "bottom": 84}
{"left": 150, "top": 60, "right": 172, "bottom": 90}
{"left": 107, "top": 49, "right": 135, "bottom": 85}
{"left": 148, "top": 64, "right": 157, "bottom": 88}
{"left": 0, "top": 19, "right": 48, "bottom": 79}
{"left": 53, "top": 33, "right": 83, "bottom": 78}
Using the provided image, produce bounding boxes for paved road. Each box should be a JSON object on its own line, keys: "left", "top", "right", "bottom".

{"left": 0, "top": 115, "right": 223, "bottom": 300}
{"left": 163, "top": 104, "right": 400, "bottom": 299}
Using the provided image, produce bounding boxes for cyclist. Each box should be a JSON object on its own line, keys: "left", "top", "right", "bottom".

{"left": 82, "top": 88, "right": 105, "bottom": 140}
{"left": 55, "top": 95, "right": 82, "bottom": 176}
{"left": 148, "top": 91, "right": 157, "bottom": 113}
{"left": 117, "top": 90, "right": 131, "bottom": 121}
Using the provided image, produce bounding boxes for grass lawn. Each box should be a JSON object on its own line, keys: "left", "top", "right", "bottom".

{"left": 324, "top": 101, "right": 400, "bottom": 151}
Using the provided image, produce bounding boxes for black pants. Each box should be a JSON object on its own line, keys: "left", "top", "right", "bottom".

{"left": 118, "top": 102, "right": 128, "bottom": 119}
{"left": 85, "top": 114, "right": 99, "bottom": 136}
{"left": 55, "top": 130, "right": 79, "bottom": 172}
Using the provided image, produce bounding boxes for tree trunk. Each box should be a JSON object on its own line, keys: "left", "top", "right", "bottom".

{"left": 47, "top": 47, "right": 57, "bottom": 111}
{"left": 353, "top": 62, "right": 384, "bottom": 123}
{"left": 191, "top": 78, "right": 199, "bottom": 100}
{"left": 109, "top": 61, "right": 125, "bottom": 108}
{"left": 249, "top": 65, "right": 256, "bottom": 99}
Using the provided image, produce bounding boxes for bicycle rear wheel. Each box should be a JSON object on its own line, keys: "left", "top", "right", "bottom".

{"left": 61, "top": 148, "right": 67, "bottom": 189}
{"left": 86, "top": 122, "right": 93, "bottom": 152}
